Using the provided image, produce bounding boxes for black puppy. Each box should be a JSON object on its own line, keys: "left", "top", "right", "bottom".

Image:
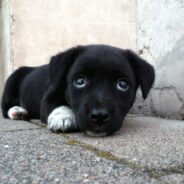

{"left": 1, "top": 45, "right": 155, "bottom": 137}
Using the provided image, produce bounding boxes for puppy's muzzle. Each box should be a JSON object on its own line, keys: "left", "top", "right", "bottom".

{"left": 89, "top": 108, "right": 110, "bottom": 125}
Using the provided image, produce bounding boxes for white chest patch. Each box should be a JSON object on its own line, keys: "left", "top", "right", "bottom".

{"left": 47, "top": 106, "right": 76, "bottom": 132}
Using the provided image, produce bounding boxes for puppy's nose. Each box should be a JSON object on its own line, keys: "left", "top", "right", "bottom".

{"left": 90, "top": 108, "right": 110, "bottom": 122}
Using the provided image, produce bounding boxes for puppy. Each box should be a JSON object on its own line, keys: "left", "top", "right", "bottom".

{"left": 1, "top": 45, "right": 155, "bottom": 137}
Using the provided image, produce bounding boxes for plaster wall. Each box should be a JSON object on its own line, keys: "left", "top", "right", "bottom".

{"left": 0, "top": 0, "right": 12, "bottom": 100}
{"left": 10, "top": 0, "right": 136, "bottom": 69}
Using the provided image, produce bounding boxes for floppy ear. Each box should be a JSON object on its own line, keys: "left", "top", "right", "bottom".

{"left": 125, "top": 50, "right": 155, "bottom": 99}
{"left": 40, "top": 46, "right": 85, "bottom": 123}
{"left": 49, "top": 46, "right": 85, "bottom": 92}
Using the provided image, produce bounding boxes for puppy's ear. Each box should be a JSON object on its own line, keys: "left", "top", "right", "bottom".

{"left": 125, "top": 50, "right": 155, "bottom": 99}
{"left": 49, "top": 46, "right": 85, "bottom": 91}
{"left": 40, "top": 46, "right": 85, "bottom": 123}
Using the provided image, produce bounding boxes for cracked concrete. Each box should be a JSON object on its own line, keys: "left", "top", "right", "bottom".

{"left": 151, "top": 88, "right": 183, "bottom": 119}
{"left": 68, "top": 116, "right": 184, "bottom": 172}
{"left": 1, "top": 110, "right": 184, "bottom": 183}
{"left": 132, "top": 0, "right": 184, "bottom": 119}
{"left": 149, "top": 37, "right": 184, "bottom": 119}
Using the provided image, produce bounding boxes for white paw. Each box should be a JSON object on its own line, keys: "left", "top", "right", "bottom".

{"left": 8, "top": 106, "right": 28, "bottom": 120}
{"left": 47, "top": 106, "right": 77, "bottom": 132}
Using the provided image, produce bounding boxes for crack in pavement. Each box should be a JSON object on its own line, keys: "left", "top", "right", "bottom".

{"left": 62, "top": 134, "right": 184, "bottom": 180}
{"left": 0, "top": 127, "right": 42, "bottom": 133}
{"left": 30, "top": 120, "right": 184, "bottom": 178}
{"left": 1, "top": 118, "right": 183, "bottom": 183}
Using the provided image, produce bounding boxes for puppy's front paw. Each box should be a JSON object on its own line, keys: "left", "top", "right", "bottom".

{"left": 47, "top": 106, "right": 77, "bottom": 133}
{"left": 8, "top": 106, "right": 28, "bottom": 120}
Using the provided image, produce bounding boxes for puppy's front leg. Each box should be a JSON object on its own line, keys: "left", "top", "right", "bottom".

{"left": 47, "top": 106, "right": 77, "bottom": 133}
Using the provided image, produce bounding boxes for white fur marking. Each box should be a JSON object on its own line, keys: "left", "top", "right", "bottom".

{"left": 47, "top": 106, "right": 76, "bottom": 132}
{"left": 8, "top": 106, "right": 28, "bottom": 120}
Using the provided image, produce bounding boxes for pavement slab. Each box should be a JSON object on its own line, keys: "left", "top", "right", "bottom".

{"left": 0, "top": 129, "right": 159, "bottom": 184}
{"left": 0, "top": 118, "right": 41, "bottom": 132}
{"left": 1, "top": 110, "right": 184, "bottom": 183}
{"left": 160, "top": 174, "right": 184, "bottom": 184}
{"left": 68, "top": 116, "right": 184, "bottom": 171}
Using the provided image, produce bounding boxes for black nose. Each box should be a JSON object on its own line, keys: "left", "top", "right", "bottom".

{"left": 90, "top": 108, "right": 110, "bottom": 122}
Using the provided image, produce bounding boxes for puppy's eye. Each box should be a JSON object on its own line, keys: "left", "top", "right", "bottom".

{"left": 73, "top": 76, "right": 87, "bottom": 89}
{"left": 116, "top": 79, "right": 129, "bottom": 92}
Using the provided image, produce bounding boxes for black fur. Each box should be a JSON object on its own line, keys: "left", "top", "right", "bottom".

{"left": 1, "top": 44, "right": 155, "bottom": 135}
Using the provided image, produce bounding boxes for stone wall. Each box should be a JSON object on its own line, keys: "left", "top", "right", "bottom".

{"left": 1, "top": 0, "right": 184, "bottom": 119}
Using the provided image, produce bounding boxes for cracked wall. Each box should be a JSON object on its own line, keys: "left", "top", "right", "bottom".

{"left": 131, "top": 0, "right": 184, "bottom": 119}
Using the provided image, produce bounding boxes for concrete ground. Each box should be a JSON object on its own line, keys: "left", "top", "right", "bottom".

{"left": 0, "top": 111, "right": 184, "bottom": 184}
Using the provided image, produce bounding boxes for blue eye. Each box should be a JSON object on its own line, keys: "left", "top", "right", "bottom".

{"left": 116, "top": 79, "right": 129, "bottom": 92}
{"left": 73, "top": 76, "right": 87, "bottom": 89}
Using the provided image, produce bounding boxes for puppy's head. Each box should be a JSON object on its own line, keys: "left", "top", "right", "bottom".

{"left": 49, "top": 45, "right": 155, "bottom": 136}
